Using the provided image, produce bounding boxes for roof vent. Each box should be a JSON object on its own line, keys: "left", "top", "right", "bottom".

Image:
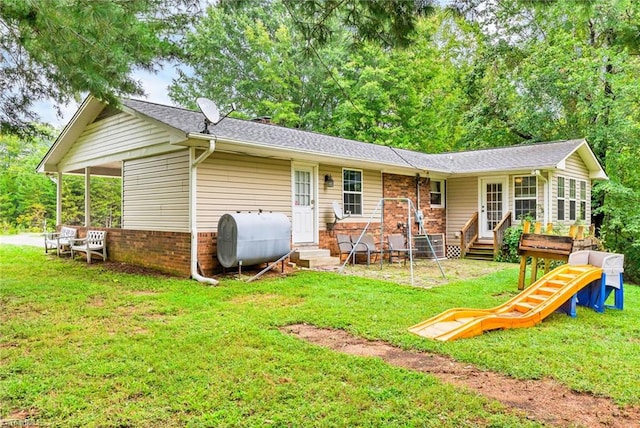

{"left": 252, "top": 116, "right": 273, "bottom": 124}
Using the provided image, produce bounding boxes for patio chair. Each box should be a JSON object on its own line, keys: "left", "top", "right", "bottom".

{"left": 350, "top": 234, "right": 381, "bottom": 265}
{"left": 388, "top": 233, "right": 411, "bottom": 265}
{"left": 44, "top": 226, "right": 77, "bottom": 256}
{"left": 70, "top": 230, "right": 107, "bottom": 264}
{"left": 336, "top": 234, "right": 355, "bottom": 265}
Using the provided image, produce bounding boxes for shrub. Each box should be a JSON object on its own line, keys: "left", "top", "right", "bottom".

{"left": 497, "top": 224, "right": 524, "bottom": 263}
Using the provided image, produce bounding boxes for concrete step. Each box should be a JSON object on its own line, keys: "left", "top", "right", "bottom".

{"left": 291, "top": 248, "right": 331, "bottom": 262}
{"left": 296, "top": 256, "right": 341, "bottom": 268}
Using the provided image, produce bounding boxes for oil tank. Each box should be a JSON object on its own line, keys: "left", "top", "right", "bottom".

{"left": 217, "top": 212, "right": 291, "bottom": 268}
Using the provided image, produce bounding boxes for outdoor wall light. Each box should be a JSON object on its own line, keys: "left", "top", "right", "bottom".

{"left": 324, "top": 174, "right": 334, "bottom": 188}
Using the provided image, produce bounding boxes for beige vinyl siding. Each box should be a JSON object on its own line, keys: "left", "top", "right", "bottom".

{"left": 317, "top": 164, "right": 383, "bottom": 230}
{"left": 59, "top": 112, "right": 178, "bottom": 171}
{"left": 446, "top": 176, "right": 478, "bottom": 244}
{"left": 122, "top": 150, "right": 190, "bottom": 231}
{"left": 552, "top": 152, "right": 591, "bottom": 226}
{"left": 196, "top": 152, "right": 291, "bottom": 231}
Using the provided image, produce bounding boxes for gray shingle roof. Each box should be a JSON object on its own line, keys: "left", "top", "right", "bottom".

{"left": 121, "top": 98, "right": 588, "bottom": 175}
{"left": 411, "top": 139, "right": 587, "bottom": 173}
{"left": 123, "top": 98, "right": 412, "bottom": 168}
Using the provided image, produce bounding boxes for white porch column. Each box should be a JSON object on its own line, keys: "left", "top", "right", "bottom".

{"left": 56, "top": 171, "right": 63, "bottom": 226}
{"left": 85, "top": 167, "right": 91, "bottom": 227}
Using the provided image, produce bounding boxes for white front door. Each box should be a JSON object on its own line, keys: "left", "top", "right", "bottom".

{"left": 292, "top": 166, "right": 316, "bottom": 243}
{"left": 480, "top": 178, "right": 507, "bottom": 238}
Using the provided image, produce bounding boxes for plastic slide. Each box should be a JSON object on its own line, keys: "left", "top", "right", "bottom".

{"left": 408, "top": 264, "right": 603, "bottom": 341}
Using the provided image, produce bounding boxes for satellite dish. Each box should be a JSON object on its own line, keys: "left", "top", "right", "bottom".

{"left": 329, "top": 201, "right": 350, "bottom": 230}
{"left": 196, "top": 97, "right": 220, "bottom": 134}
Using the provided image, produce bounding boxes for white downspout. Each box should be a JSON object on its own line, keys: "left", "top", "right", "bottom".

{"left": 190, "top": 140, "right": 219, "bottom": 285}
{"left": 534, "top": 170, "right": 549, "bottom": 226}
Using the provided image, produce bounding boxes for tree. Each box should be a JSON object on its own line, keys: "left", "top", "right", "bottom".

{"left": 0, "top": 0, "right": 199, "bottom": 135}
{"left": 323, "top": 16, "right": 469, "bottom": 152}
{"left": 171, "top": 0, "right": 346, "bottom": 129}
{"left": 280, "top": 0, "right": 436, "bottom": 48}
{"left": 0, "top": 127, "right": 56, "bottom": 231}
{"left": 172, "top": 2, "right": 465, "bottom": 151}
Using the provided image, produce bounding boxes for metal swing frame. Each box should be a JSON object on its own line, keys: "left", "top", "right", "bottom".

{"left": 338, "top": 198, "right": 446, "bottom": 286}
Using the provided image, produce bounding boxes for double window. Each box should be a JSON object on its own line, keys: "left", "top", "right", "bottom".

{"left": 343, "top": 169, "right": 362, "bottom": 215}
{"left": 558, "top": 176, "right": 587, "bottom": 222}
{"left": 514, "top": 176, "right": 537, "bottom": 220}
{"left": 557, "top": 177, "right": 565, "bottom": 221}
{"left": 569, "top": 178, "right": 577, "bottom": 220}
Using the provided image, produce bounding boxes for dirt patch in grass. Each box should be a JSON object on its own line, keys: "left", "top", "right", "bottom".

{"left": 95, "top": 261, "right": 177, "bottom": 277}
{"left": 283, "top": 323, "right": 640, "bottom": 428}
{"left": 0, "top": 408, "right": 40, "bottom": 427}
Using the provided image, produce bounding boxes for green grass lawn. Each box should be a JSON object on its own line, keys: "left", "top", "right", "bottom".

{"left": 1, "top": 245, "right": 638, "bottom": 427}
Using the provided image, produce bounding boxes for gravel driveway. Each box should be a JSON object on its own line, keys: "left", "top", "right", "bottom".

{"left": 0, "top": 233, "right": 44, "bottom": 247}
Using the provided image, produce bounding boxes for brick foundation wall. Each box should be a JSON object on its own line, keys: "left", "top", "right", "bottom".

{"left": 197, "top": 231, "right": 217, "bottom": 276}
{"left": 66, "top": 226, "right": 192, "bottom": 277}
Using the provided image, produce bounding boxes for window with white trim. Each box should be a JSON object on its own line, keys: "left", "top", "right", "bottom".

{"left": 343, "top": 169, "right": 362, "bottom": 215}
{"left": 557, "top": 176, "right": 565, "bottom": 221}
{"left": 514, "top": 176, "right": 537, "bottom": 220}
{"left": 430, "top": 180, "right": 445, "bottom": 208}
{"left": 569, "top": 178, "right": 577, "bottom": 220}
{"left": 580, "top": 181, "right": 587, "bottom": 221}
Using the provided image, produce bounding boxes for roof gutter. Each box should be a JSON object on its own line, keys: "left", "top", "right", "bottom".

{"left": 189, "top": 139, "right": 218, "bottom": 286}
{"left": 188, "top": 132, "right": 436, "bottom": 176}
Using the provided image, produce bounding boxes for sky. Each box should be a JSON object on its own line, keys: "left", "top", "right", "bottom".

{"left": 34, "top": 66, "right": 179, "bottom": 130}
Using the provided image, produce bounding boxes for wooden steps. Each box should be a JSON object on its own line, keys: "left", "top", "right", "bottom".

{"left": 465, "top": 241, "right": 495, "bottom": 261}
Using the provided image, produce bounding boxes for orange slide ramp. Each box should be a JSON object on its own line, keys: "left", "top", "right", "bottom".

{"left": 409, "top": 264, "right": 603, "bottom": 341}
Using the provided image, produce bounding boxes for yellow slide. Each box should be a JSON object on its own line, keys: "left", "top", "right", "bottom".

{"left": 409, "top": 264, "right": 603, "bottom": 341}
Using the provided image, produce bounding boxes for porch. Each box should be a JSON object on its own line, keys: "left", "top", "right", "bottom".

{"left": 459, "top": 211, "right": 600, "bottom": 262}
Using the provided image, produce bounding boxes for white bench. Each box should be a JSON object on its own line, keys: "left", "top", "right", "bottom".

{"left": 44, "top": 227, "right": 77, "bottom": 256}
{"left": 70, "top": 230, "right": 107, "bottom": 264}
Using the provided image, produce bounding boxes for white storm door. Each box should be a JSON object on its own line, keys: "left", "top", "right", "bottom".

{"left": 480, "top": 178, "right": 506, "bottom": 238}
{"left": 292, "top": 166, "right": 316, "bottom": 243}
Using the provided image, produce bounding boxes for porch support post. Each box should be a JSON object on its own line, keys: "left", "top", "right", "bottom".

{"left": 85, "top": 167, "right": 91, "bottom": 227}
{"left": 56, "top": 171, "right": 63, "bottom": 226}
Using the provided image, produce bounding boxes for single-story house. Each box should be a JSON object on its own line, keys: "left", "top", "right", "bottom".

{"left": 37, "top": 96, "right": 607, "bottom": 278}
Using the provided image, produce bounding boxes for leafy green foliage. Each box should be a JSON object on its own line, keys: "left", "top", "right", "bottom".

{"left": 281, "top": 0, "right": 436, "bottom": 48}
{"left": 496, "top": 225, "right": 523, "bottom": 263}
{"left": 0, "top": 130, "right": 121, "bottom": 232}
{"left": 0, "top": 0, "right": 199, "bottom": 134}
{"left": 171, "top": 3, "right": 465, "bottom": 152}
{"left": 0, "top": 129, "right": 55, "bottom": 232}
{"left": 171, "top": 1, "right": 338, "bottom": 128}
{"left": 593, "top": 180, "right": 640, "bottom": 283}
